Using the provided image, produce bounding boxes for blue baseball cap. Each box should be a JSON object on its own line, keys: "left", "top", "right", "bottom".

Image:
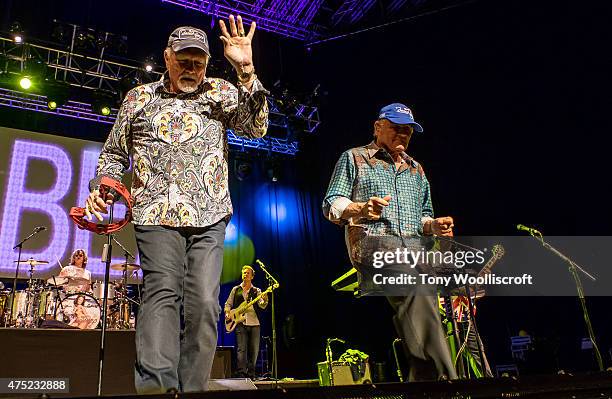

{"left": 378, "top": 103, "right": 423, "bottom": 132}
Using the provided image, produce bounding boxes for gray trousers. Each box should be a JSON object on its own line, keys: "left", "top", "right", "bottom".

{"left": 388, "top": 294, "right": 458, "bottom": 381}
{"left": 235, "top": 324, "right": 260, "bottom": 378}
{"left": 133, "top": 220, "right": 226, "bottom": 393}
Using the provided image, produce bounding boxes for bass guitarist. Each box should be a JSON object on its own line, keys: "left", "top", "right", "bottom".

{"left": 224, "top": 265, "right": 269, "bottom": 378}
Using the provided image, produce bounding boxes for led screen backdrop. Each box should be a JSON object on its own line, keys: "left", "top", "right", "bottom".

{"left": 0, "top": 126, "right": 139, "bottom": 281}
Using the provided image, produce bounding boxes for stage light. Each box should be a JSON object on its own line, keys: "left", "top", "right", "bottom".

{"left": 144, "top": 56, "right": 156, "bottom": 73}
{"left": 266, "top": 160, "right": 282, "bottom": 182}
{"left": 45, "top": 80, "right": 71, "bottom": 110}
{"left": 118, "top": 75, "right": 140, "bottom": 99}
{"left": 19, "top": 77, "right": 32, "bottom": 90}
{"left": 234, "top": 159, "right": 253, "bottom": 181}
{"left": 10, "top": 22, "right": 23, "bottom": 44}
{"left": 92, "top": 90, "right": 115, "bottom": 116}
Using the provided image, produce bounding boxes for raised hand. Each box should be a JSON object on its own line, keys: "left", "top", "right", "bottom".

{"left": 219, "top": 15, "right": 255, "bottom": 76}
{"left": 361, "top": 195, "right": 392, "bottom": 220}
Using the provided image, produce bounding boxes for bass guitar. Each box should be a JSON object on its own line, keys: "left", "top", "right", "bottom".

{"left": 225, "top": 284, "right": 278, "bottom": 333}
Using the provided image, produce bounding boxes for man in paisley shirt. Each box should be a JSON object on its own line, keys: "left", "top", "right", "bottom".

{"left": 83, "top": 16, "right": 268, "bottom": 393}
{"left": 322, "top": 103, "right": 457, "bottom": 381}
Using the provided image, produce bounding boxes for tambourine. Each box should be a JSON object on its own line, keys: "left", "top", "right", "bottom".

{"left": 69, "top": 176, "right": 133, "bottom": 234}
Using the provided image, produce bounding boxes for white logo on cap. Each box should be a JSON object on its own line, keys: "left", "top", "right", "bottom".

{"left": 395, "top": 106, "right": 413, "bottom": 117}
{"left": 178, "top": 28, "right": 205, "bottom": 41}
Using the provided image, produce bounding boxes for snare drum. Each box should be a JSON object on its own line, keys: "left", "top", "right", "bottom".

{"left": 92, "top": 281, "right": 116, "bottom": 303}
{"left": 57, "top": 293, "right": 100, "bottom": 329}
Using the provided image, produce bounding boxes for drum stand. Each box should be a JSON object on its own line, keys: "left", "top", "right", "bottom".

{"left": 7, "top": 227, "right": 45, "bottom": 327}
{"left": 107, "top": 238, "right": 137, "bottom": 330}
{"left": 23, "top": 264, "right": 39, "bottom": 328}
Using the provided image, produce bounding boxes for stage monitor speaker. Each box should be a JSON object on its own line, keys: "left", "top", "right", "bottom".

{"left": 318, "top": 361, "right": 372, "bottom": 386}
{"left": 211, "top": 346, "right": 233, "bottom": 379}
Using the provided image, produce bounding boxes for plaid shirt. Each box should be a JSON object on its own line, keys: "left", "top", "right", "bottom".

{"left": 323, "top": 142, "right": 434, "bottom": 256}
{"left": 91, "top": 74, "right": 268, "bottom": 227}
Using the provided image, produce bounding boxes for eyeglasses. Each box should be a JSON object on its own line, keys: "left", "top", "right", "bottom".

{"left": 389, "top": 124, "right": 414, "bottom": 135}
{"left": 74, "top": 254, "right": 84, "bottom": 258}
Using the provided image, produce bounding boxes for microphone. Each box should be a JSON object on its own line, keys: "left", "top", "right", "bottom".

{"left": 34, "top": 226, "right": 47, "bottom": 232}
{"left": 517, "top": 224, "right": 540, "bottom": 234}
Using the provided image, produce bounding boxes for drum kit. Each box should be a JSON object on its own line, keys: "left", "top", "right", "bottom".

{"left": 0, "top": 258, "right": 141, "bottom": 330}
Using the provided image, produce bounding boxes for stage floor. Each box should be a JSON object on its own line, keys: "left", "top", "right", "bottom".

{"left": 2, "top": 328, "right": 612, "bottom": 398}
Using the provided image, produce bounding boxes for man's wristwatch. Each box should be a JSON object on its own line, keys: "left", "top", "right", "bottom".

{"left": 237, "top": 65, "right": 256, "bottom": 83}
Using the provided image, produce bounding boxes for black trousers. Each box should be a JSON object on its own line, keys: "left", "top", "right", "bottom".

{"left": 235, "top": 324, "right": 260, "bottom": 378}
{"left": 388, "top": 295, "right": 458, "bottom": 381}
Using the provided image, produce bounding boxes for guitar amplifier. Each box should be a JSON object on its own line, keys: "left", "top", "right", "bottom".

{"left": 317, "top": 361, "right": 372, "bottom": 386}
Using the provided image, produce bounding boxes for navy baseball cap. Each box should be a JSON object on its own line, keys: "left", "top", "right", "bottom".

{"left": 168, "top": 26, "right": 210, "bottom": 56}
{"left": 378, "top": 103, "right": 423, "bottom": 132}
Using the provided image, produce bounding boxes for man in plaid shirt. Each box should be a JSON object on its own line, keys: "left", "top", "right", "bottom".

{"left": 323, "top": 103, "right": 457, "bottom": 381}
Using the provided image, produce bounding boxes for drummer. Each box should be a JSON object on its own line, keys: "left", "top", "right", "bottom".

{"left": 58, "top": 249, "right": 92, "bottom": 293}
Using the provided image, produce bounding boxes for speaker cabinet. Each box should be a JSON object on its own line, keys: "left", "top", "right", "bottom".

{"left": 317, "top": 361, "right": 372, "bottom": 386}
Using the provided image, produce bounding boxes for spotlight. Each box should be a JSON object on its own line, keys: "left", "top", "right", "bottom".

{"left": 45, "top": 80, "right": 71, "bottom": 110}
{"left": 74, "top": 27, "right": 97, "bottom": 53}
{"left": 51, "top": 20, "right": 71, "bottom": 45}
{"left": 265, "top": 160, "right": 282, "bottom": 183}
{"left": 107, "top": 34, "right": 128, "bottom": 55}
{"left": 95, "top": 31, "right": 108, "bottom": 51}
{"left": 92, "top": 90, "right": 116, "bottom": 116}
{"left": 234, "top": 159, "right": 253, "bottom": 181}
{"left": 144, "top": 56, "right": 156, "bottom": 73}
{"left": 10, "top": 22, "right": 23, "bottom": 44}
{"left": 19, "top": 77, "right": 32, "bottom": 90}
{"left": 119, "top": 75, "right": 140, "bottom": 99}
{"left": 24, "top": 57, "right": 48, "bottom": 77}
{"left": 17, "top": 58, "right": 48, "bottom": 90}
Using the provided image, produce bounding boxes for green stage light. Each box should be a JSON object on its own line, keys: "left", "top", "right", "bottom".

{"left": 19, "top": 77, "right": 32, "bottom": 90}
{"left": 92, "top": 90, "right": 116, "bottom": 116}
{"left": 45, "top": 80, "right": 71, "bottom": 110}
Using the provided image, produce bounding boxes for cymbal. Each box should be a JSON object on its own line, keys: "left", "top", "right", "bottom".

{"left": 14, "top": 259, "right": 49, "bottom": 266}
{"left": 110, "top": 263, "right": 140, "bottom": 271}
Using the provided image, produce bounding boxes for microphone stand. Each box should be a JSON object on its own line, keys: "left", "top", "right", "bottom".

{"left": 524, "top": 229, "right": 604, "bottom": 371}
{"left": 8, "top": 227, "right": 45, "bottom": 327}
{"left": 256, "top": 260, "right": 279, "bottom": 380}
{"left": 97, "top": 204, "right": 114, "bottom": 395}
{"left": 324, "top": 338, "right": 346, "bottom": 386}
{"left": 391, "top": 338, "right": 405, "bottom": 382}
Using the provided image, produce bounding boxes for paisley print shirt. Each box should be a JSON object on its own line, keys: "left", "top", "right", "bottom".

{"left": 90, "top": 74, "right": 268, "bottom": 227}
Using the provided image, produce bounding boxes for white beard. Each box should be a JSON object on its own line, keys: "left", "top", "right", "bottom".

{"left": 177, "top": 79, "right": 198, "bottom": 93}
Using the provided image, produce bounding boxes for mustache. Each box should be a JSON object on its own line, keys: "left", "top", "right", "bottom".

{"left": 179, "top": 74, "right": 198, "bottom": 81}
